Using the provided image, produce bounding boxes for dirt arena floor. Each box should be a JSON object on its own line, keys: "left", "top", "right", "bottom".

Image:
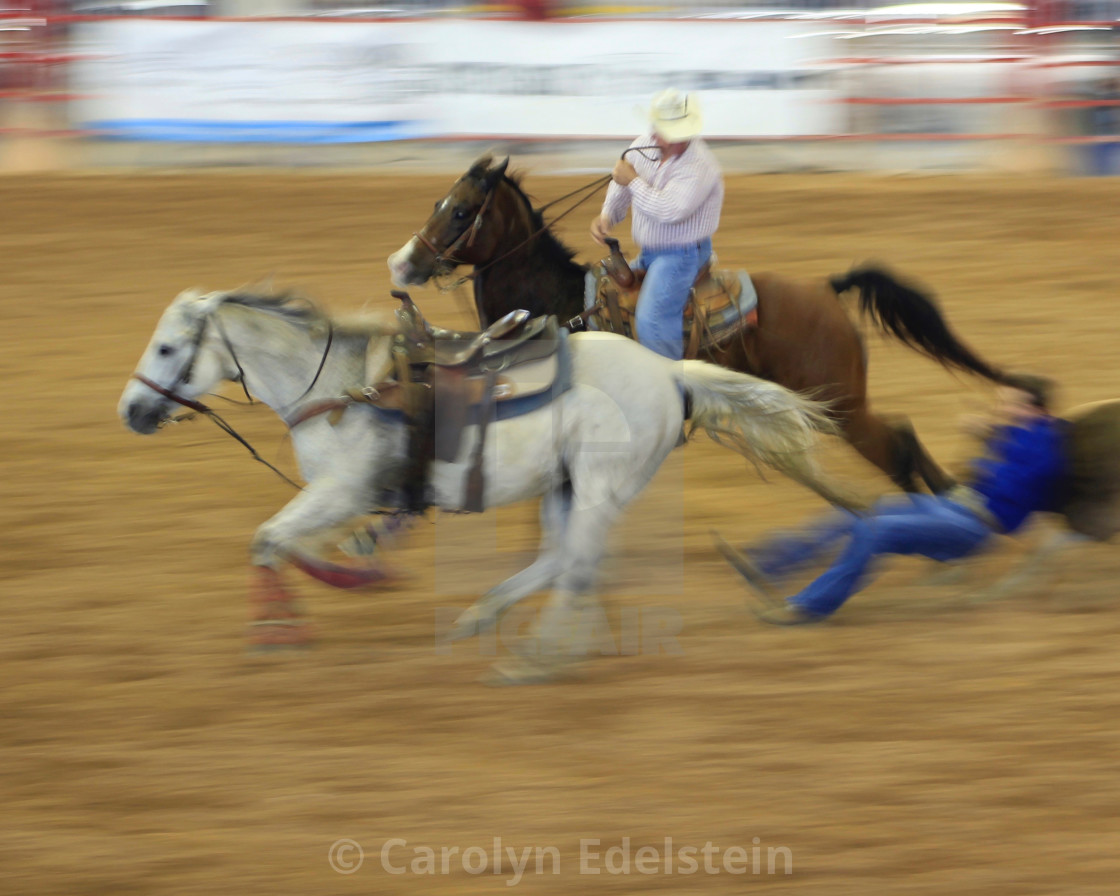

{"left": 3, "top": 168, "right": 1120, "bottom": 895}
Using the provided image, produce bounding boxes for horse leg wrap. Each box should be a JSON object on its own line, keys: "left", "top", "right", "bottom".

{"left": 248, "top": 567, "right": 312, "bottom": 648}
{"left": 287, "top": 549, "right": 395, "bottom": 590}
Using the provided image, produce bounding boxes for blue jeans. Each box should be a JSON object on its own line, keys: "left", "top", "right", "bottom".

{"left": 632, "top": 238, "right": 712, "bottom": 360}
{"left": 751, "top": 494, "right": 994, "bottom": 618}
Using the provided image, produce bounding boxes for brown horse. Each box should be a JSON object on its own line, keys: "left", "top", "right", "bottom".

{"left": 388, "top": 155, "right": 1016, "bottom": 493}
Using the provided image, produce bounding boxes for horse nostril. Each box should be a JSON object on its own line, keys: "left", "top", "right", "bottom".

{"left": 125, "top": 400, "right": 160, "bottom": 433}
{"left": 388, "top": 256, "right": 411, "bottom": 286}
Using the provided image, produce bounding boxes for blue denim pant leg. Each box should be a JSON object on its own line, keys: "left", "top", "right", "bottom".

{"left": 752, "top": 495, "right": 931, "bottom": 580}
{"left": 789, "top": 494, "right": 994, "bottom": 618}
{"left": 633, "top": 238, "right": 711, "bottom": 360}
{"left": 750, "top": 512, "right": 857, "bottom": 580}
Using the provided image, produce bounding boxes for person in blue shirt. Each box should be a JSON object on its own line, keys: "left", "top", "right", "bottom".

{"left": 717, "top": 377, "right": 1068, "bottom": 625}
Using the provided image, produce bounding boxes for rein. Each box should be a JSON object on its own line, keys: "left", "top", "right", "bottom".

{"left": 211, "top": 310, "right": 335, "bottom": 410}
{"left": 434, "top": 173, "right": 612, "bottom": 293}
{"left": 466, "top": 150, "right": 664, "bottom": 307}
{"left": 428, "top": 150, "right": 658, "bottom": 294}
{"left": 131, "top": 372, "right": 303, "bottom": 489}
{"left": 130, "top": 300, "right": 339, "bottom": 491}
{"left": 414, "top": 187, "right": 495, "bottom": 278}
{"left": 424, "top": 148, "right": 658, "bottom": 292}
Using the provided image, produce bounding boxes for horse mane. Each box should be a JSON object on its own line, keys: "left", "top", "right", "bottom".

{"left": 216, "top": 287, "right": 400, "bottom": 339}
{"left": 501, "top": 170, "right": 584, "bottom": 272}
{"left": 220, "top": 288, "right": 326, "bottom": 328}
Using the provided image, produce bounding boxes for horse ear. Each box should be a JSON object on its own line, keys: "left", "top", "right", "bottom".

{"left": 483, "top": 157, "right": 510, "bottom": 190}
{"left": 196, "top": 290, "right": 228, "bottom": 315}
{"left": 468, "top": 154, "right": 493, "bottom": 180}
{"left": 174, "top": 287, "right": 205, "bottom": 303}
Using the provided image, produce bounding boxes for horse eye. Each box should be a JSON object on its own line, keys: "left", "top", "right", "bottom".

{"left": 157, "top": 344, "right": 174, "bottom": 357}
{"left": 433, "top": 200, "right": 440, "bottom": 212}
{"left": 453, "top": 209, "right": 469, "bottom": 221}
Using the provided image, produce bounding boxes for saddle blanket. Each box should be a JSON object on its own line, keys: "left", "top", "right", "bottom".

{"left": 582, "top": 267, "right": 759, "bottom": 347}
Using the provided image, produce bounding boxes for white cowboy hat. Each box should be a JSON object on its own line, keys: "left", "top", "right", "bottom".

{"left": 649, "top": 89, "right": 703, "bottom": 142}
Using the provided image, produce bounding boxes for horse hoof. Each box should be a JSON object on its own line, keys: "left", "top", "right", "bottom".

{"left": 445, "top": 605, "right": 497, "bottom": 642}
{"left": 481, "top": 656, "right": 569, "bottom": 687}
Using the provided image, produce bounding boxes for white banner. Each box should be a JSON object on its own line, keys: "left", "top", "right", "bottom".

{"left": 70, "top": 20, "right": 841, "bottom": 142}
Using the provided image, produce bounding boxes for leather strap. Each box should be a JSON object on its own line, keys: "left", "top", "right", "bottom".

{"left": 685, "top": 298, "right": 703, "bottom": 361}
{"left": 463, "top": 367, "right": 497, "bottom": 513}
{"left": 604, "top": 287, "right": 627, "bottom": 337}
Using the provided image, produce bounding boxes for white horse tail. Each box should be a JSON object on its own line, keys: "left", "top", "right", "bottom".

{"left": 674, "top": 361, "right": 863, "bottom": 511}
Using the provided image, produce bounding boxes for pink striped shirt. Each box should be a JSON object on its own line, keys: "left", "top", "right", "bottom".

{"left": 601, "top": 133, "right": 724, "bottom": 251}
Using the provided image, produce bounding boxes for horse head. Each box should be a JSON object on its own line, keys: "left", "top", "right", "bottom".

{"left": 118, "top": 289, "right": 235, "bottom": 434}
{"left": 388, "top": 154, "right": 516, "bottom": 288}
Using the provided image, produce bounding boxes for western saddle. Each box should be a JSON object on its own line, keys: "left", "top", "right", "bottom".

{"left": 371, "top": 291, "right": 568, "bottom": 513}
{"left": 572, "top": 237, "right": 758, "bottom": 359}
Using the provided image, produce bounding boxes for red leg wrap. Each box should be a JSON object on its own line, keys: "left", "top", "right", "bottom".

{"left": 286, "top": 550, "right": 396, "bottom": 590}
{"left": 248, "top": 567, "right": 312, "bottom": 648}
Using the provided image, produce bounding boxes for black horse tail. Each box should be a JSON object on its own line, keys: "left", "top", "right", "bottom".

{"left": 830, "top": 264, "right": 1009, "bottom": 385}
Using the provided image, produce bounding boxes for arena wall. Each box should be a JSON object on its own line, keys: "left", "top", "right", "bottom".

{"left": 1, "top": 10, "right": 1116, "bottom": 174}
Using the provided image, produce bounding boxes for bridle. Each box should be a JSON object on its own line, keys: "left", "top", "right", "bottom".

{"left": 415, "top": 172, "right": 613, "bottom": 293}
{"left": 129, "top": 298, "right": 336, "bottom": 490}
{"left": 413, "top": 147, "right": 660, "bottom": 283}
{"left": 132, "top": 314, "right": 213, "bottom": 414}
{"left": 411, "top": 185, "right": 496, "bottom": 272}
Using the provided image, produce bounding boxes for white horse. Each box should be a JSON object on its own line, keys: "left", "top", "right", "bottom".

{"left": 118, "top": 288, "right": 848, "bottom": 682}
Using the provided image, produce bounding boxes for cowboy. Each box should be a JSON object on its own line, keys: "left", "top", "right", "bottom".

{"left": 718, "top": 377, "right": 1068, "bottom": 625}
{"left": 590, "top": 88, "right": 724, "bottom": 360}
